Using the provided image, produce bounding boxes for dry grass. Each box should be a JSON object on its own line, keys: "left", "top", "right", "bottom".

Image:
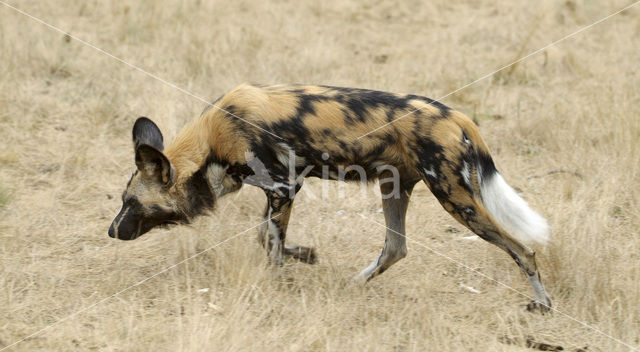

{"left": 1, "top": 0, "right": 639, "bottom": 351}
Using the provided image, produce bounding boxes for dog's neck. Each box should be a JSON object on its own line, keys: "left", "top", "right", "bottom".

{"left": 164, "top": 112, "right": 249, "bottom": 183}
{"left": 178, "top": 165, "right": 216, "bottom": 219}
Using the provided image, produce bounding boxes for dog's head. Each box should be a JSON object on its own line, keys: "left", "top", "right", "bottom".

{"left": 108, "top": 117, "right": 186, "bottom": 240}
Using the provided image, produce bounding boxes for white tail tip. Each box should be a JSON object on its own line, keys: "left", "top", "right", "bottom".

{"left": 480, "top": 173, "right": 550, "bottom": 245}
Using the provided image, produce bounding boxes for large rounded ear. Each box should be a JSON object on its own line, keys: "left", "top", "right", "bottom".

{"left": 133, "top": 117, "right": 164, "bottom": 151}
{"left": 135, "top": 144, "right": 175, "bottom": 188}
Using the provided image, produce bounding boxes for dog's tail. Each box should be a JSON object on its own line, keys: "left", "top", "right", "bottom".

{"left": 478, "top": 164, "right": 550, "bottom": 245}
{"left": 456, "top": 114, "right": 551, "bottom": 245}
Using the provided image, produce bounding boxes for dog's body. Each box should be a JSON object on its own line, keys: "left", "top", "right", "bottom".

{"left": 109, "top": 84, "right": 552, "bottom": 310}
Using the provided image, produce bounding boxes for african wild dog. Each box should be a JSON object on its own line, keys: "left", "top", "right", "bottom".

{"left": 109, "top": 84, "right": 552, "bottom": 311}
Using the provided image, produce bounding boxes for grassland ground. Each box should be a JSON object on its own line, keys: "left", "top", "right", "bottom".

{"left": 1, "top": 1, "right": 639, "bottom": 351}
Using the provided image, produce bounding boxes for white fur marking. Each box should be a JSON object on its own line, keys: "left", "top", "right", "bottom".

{"left": 206, "top": 163, "right": 240, "bottom": 198}
{"left": 206, "top": 163, "right": 228, "bottom": 197}
{"left": 112, "top": 205, "right": 132, "bottom": 238}
{"left": 423, "top": 166, "right": 437, "bottom": 179}
{"left": 353, "top": 256, "right": 380, "bottom": 281}
{"left": 527, "top": 274, "right": 550, "bottom": 304}
{"left": 461, "top": 161, "right": 471, "bottom": 186}
{"left": 275, "top": 143, "right": 305, "bottom": 167}
{"left": 481, "top": 173, "right": 550, "bottom": 245}
{"left": 268, "top": 219, "right": 284, "bottom": 264}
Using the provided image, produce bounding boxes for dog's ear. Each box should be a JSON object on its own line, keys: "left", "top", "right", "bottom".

{"left": 135, "top": 144, "right": 175, "bottom": 188}
{"left": 133, "top": 117, "right": 164, "bottom": 151}
{"left": 132, "top": 118, "right": 174, "bottom": 187}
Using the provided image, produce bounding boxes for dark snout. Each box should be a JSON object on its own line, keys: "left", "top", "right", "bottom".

{"left": 108, "top": 205, "right": 141, "bottom": 240}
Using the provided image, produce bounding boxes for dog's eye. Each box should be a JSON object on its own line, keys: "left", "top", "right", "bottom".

{"left": 125, "top": 197, "right": 138, "bottom": 207}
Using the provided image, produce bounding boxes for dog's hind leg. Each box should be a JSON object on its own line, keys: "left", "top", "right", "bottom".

{"left": 421, "top": 161, "right": 551, "bottom": 311}
{"left": 353, "top": 180, "right": 417, "bottom": 281}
